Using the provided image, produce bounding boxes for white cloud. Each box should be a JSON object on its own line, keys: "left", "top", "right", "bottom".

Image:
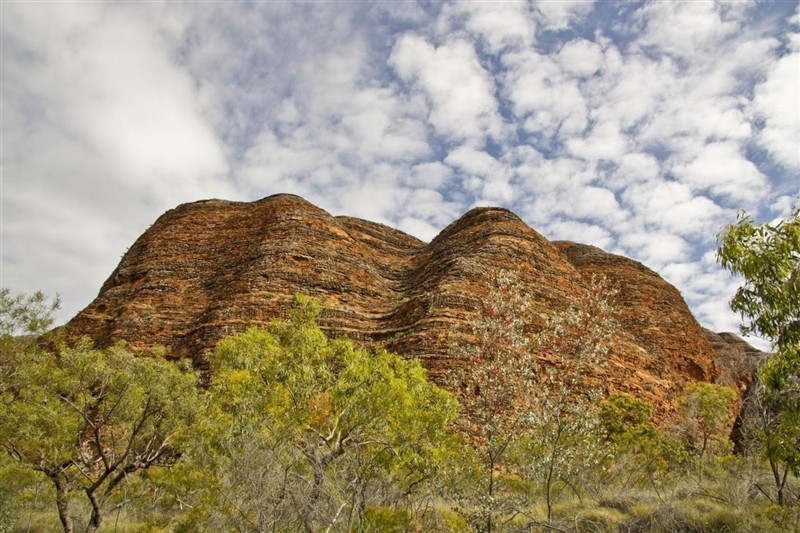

{"left": 2, "top": 3, "right": 228, "bottom": 193}
{"left": 340, "top": 88, "right": 431, "bottom": 162}
{"left": 587, "top": 50, "right": 675, "bottom": 131}
{"left": 670, "top": 142, "right": 768, "bottom": 204}
{"left": 442, "top": 2, "right": 535, "bottom": 54}
{"left": 503, "top": 50, "right": 588, "bottom": 137}
{"left": 533, "top": 0, "right": 596, "bottom": 31}
{"left": 445, "top": 146, "right": 502, "bottom": 177}
{"left": 566, "top": 120, "right": 629, "bottom": 162}
{"left": 608, "top": 152, "right": 661, "bottom": 189}
{"left": 634, "top": 1, "right": 739, "bottom": 59}
{"left": 621, "top": 231, "right": 690, "bottom": 268}
{"left": 399, "top": 188, "right": 462, "bottom": 235}
{"left": 751, "top": 29, "right": 800, "bottom": 171}
{"left": 567, "top": 186, "right": 625, "bottom": 224}
{"left": 623, "top": 180, "right": 728, "bottom": 238}
{"left": 389, "top": 34, "right": 504, "bottom": 145}
{"left": 558, "top": 39, "right": 604, "bottom": 78}
{"left": 405, "top": 162, "right": 454, "bottom": 189}
{"left": 545, "top": 220, "right": 613, "bottom": 249}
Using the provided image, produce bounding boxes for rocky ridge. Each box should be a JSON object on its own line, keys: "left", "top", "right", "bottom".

{"left": 66, "top": 194, "right": 761, "bottom": 419}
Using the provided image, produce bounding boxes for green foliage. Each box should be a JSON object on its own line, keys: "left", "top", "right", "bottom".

{"left": 600, "top": 392, "right": 654, "bottom": 440}
{"left": 718, "top": 210, "right": 800, "bottom": 505}
{"left": 0, "top": 288, "right": 60, "bottom": 337}
{"left": 447, "top": 270, "right": 539, "bottom": 531}
{"left": 0, "top": 290, "right": 201, "bottom": 533}
{"left": 717, "top": 209, "right": 799, "bottom": 351}
{"left": 678, "top": 382, "right": 737, "bottom": 459}
{"left": 599, "top": 392, "right": 672, "bottom": 467}
{"left": 717, "top": 209, "right": 799, "bottom": 407}
{"left": 184, "top": 295, "right": 458, "bottom": 531}
{"left": 598, "top": 393, "right": 686, "bottom": 497}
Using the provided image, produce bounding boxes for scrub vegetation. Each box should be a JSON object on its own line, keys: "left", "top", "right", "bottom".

{"left": 1, "top": 210, "right": 797, "bottom": 532}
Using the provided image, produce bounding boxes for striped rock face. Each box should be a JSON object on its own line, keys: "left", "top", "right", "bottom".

{"left": 66, "top": 194, "right": 761, "bottom": 421}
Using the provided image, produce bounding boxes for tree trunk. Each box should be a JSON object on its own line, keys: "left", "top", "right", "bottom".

{"left": 770, "top": 458, "right": 788, "bottom": 506}
{"left": 84, "top": 488, "right": 103, "bottom": 533}
{"left": 486, "top": 457, "right": 494, "bottom": 533}
{"left": 52, "top": 476, "right": 74, "bottom": 533}
{"left": 303, "top": 462, "right": 326, "bottom": 533}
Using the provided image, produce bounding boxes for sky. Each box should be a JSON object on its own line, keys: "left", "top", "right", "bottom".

{"left": 1, "top": 1, "right": 798, "bottom": 349}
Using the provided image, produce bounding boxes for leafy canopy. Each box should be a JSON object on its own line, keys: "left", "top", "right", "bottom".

{"left": 717, "top": 209, "right": 799, "bottom": 352}
{"left": 190, "top": 295, "right": 457, "bottom": 531}
{"left": 717, "top": 209, "right": 800, "bottom": 504}
{"left": 0, "top": 289, "right": 201, "bottom": 533}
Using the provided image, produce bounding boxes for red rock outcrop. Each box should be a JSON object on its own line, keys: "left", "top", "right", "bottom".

{"left": 66, "top": 194, "right": 760, "bottom": 419}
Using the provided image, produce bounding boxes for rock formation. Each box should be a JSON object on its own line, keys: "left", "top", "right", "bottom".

{"left": 66, "top": 194, "right": 761, "bottom": 419}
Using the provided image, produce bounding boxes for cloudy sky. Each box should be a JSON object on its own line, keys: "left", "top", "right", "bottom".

{"left": 1, "top": 1, "right": 798, "bottom": 347}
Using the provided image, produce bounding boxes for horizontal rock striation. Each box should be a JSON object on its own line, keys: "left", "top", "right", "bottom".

{"left": 66, "top": 194, "right": 760, "bottom": 419}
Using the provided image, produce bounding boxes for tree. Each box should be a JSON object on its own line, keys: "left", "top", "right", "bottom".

{"left": 599, "top": 393, "right": 685, "bottom": 499}
{"left": 0, "top": 288, "right": 60, "bottom": 335}
{"left": 447, "top": 270, "right": 539, "bottom": 532}
{"left": 0, "top": 290, "right": 201, "bottom": 533}
{"left": 187, "top": 296, "right": 457, "bottom": 532}
{"left": 739, "top": 378, "right": 799, "bottom": 507}
{"left": 717, "top": 209, "right": 800, "bottom": 505}
{"left": 517, "top": 276, "right": 616, "bottom": 524}
{"left": 677, "top": 382, "right": 737, "bottom": 480}
{"left": 448, "top": 272, "right": 618, "bottom": 529}
{"left": 717, "top": 209, "right": 799, "bottom": 351}
{"left": 600, "top": 392, "right": 654, "bottom": 440}
{"left": 0, "top": 289, "right": 60, "bottom": 391}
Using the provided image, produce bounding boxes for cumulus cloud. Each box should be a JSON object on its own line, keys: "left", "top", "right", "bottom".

{"left": 503, "top": 50, "right": 589, "bottom": 139}
{"left": 608, "top": 152, "right": 661, "bottom": 189}
{"left": 2, "top": 0, "right": 796, "bottom": 345}
{"left": 390, "top": 34, "right": 504, "bottom": 145}
{"left": 444, "top": 146, "right": 502, "bottom": 178}
{"left": 751, "top": 20, "right": 800, "bottom": 172}
{"left": 623, "top": 180, "right": 728, "bottom": 238}
{"left": 621, "top": 231, "right": 690, "bottom": 268}
{"left": 1, "top": 2, "right": 233, "bottom": 321}
{"left": 545, "top": 220, "right": 613, "bottom": 249}
{"left": 441, "top": 2, "right": 535, "bottom": 54}
{"left": 566, "top": 120, "right": 630, "bottom": 162}
{"left": 557, "top": 39, "right": 605, "bottom": 78}
{"left": 670, "top": 142, "right": 768, "bottom": 204}
{"left": 634, "top": 1, "right": 740, "bottom": 59}
{"left": 534, "top": 0, "right": 596, "bottom": 31}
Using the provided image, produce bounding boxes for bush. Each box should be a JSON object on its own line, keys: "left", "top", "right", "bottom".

{"left": 363, "top": 507, "right": 415, "bottom": 532}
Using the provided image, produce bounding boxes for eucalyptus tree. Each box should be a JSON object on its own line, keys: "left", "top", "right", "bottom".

{"left": 190, "top": 296, "right": 457, "bottom": 532}
{"left": 0, "top": 290, "right": 201, "bottom": 533}
{"left": 718, "top": 209, "right": 800, "bottom": 505}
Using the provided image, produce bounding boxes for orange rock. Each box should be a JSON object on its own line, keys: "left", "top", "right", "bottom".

{"left": 66, "top": 194, "right": 762, "bottom": 421}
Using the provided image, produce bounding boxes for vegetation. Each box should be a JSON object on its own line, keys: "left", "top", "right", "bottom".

{"left": 172, "top": 296, "right": 458, "bottom": 531}
{"left": 718, "top": 209, "right": 799, "bottom": 506}
{"left": 0, "top": 291, "right": 201, "bottom": 533}
{"left": 2, "top": 206, "right": 798, "bottom": 533}
{"left": 514, "top": 276, "right": 616, "bottom": 526}
{"left": 447, "top": 270, "right": 539, "bottom": 531}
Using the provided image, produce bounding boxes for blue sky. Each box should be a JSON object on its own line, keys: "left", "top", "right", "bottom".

{"left": 2, "top": 1, "right": 798, "bottom": 348}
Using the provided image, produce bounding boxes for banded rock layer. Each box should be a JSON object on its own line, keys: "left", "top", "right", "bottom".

{"left": 66, "top": 194, "right": 759, "bottom": 418}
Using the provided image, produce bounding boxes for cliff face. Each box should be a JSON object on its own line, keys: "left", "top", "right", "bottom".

{"left": 66, "top": 194, "right": 759, "bottom": 419}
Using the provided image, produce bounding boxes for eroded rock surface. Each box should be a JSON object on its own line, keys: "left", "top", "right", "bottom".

{"left": 66, "top": 194, "right": 761, "bottom": 419}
